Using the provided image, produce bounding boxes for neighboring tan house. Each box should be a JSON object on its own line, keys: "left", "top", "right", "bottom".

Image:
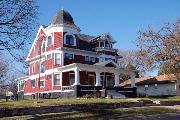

{"left": 121, "top": 74, "right": 177, "bottom": 97}
{"left": 16, "top": 9, "right": 137, "bottom": 99}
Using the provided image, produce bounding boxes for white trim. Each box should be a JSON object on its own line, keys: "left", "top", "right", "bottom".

{"left": 26, "top": 26, "right": 46, "bottom": 61}
{"left": 64, "top": 33, "right": 76, "bottom": 46}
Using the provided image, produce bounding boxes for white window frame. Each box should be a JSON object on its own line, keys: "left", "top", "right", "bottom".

{"left": 46, "top": 35, "right": 53, "bottom": 46}
{"left": 54, "top": 74, "right": 61, "bottom": 86}
{"left": 54, "top": 53, "right": 61, "bottom": 65}
{"left": 64, "top": 33, "right": 76, "bottom": 46}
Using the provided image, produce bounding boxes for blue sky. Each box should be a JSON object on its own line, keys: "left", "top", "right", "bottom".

{"left": 37, "top": 0, "right": 180, "bottom": 50}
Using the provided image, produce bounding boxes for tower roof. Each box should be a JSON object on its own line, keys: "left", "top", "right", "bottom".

{"left": 51, "top": 9, "right": 77, "bottom": 27}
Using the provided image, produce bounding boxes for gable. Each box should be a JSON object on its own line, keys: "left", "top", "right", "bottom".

{"left": 95, "top": 60, "right": 120, "bottom": 68}
{"left": 26, "top": 26, "right": 46, "bottom": 61}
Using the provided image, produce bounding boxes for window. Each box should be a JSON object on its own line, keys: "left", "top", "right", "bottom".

{"left": 46, "top": 75, "right": 52, "bottom": 80}
{"left": 99, "top": 57, "right": 104, "bottom": 62}
{"left": 32, "top": 63, "right": 35, "bottom": 73}
{"left": 40, "top": 80, "right": 45, "bottom": 87}
{"left": 105, "top": 41, "right": 109, "bottom": 47}
{"left": 54, "top": 74, "right": 60, "bottom": 85}
{"left": 155, "top": 84, "right": 158, "bottom": 89}
{"left": 90, "top": 57, "right": 95, "bottom": 62}
{"left": 100, "top": 42, "right": 104, "bottom": 47}
{"left": 46, "top": 54, "right": 52, "bottom": 60}
{"left": 20, "top": 81, "right": 24, "bottom": 90}
{"left": 42, "top": 42, "right": 45, "bottom": 53}
{"left": 41, "top": 62, "right": 45, "bottom": 73}
{"left": 85, "top": 56, "right": 89, "bottom": 61}
{"left": 65, "top": 35, "right": 74, "bottom": 45}
{"left": 69, "top": 73, "right": 75, "bottom": 85}
{"left": 31, "top": 79, "right": 35, "bottom": 88}
{"left": 55, "top": 53, "right": 60, "bottom": 64}
{"left": 88, "top": 74, "right": 95, "bottom": 85}
{"left": 145, "top": 85, "right": 148, "bottom": 90}
{"left": 64, "top": 53, "right": 74, "bottom": 59}
{"left": 47, "top": 36, "right": 52, "bottom": 46}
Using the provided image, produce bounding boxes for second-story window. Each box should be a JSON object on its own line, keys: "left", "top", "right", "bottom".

{"left": 46, "top": 54, "right": 52, "bottom": 60}
{"left": 85, "top": 56, "right": 89, "bottom": 61}
{"left": 64, "top": 53, "right": 74, "bottom": 59}
{"left": 41, "top": 61, "right": 45, "bottom": 73}
{"left": 55, "top": 53, "right": 60, "bottom": 65}
{"left": 90, "top": 57, "right": 95, "bottom": 62}
{"left": 47, "top": 36, "right": 52, "bottom": 46}
{"left": 66, "top": 35, "right": 74, "bottom": 45}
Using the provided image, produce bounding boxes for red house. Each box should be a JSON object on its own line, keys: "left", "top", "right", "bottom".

{"left": 17, "top": 9, "right": 136, "bottom": 99}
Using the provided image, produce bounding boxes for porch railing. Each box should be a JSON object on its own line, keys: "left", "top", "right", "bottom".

{"left": 62, "top": 86, "right": 75, "bottom": 91}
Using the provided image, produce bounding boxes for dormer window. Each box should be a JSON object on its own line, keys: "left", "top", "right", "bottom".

{"left": 105, "top": 41, "right": 109, "bottom": 47}
{"left": 47, "top": 36, "right": 52, "bottom": 46}
{"left": 100, "top": 42, "right": 104, "bottom": 47}
{"left": 66, "top": 35, "right": 74, "bottom": 45}
{"left": 64, "top": 33, "right": 76, "bottom": 46}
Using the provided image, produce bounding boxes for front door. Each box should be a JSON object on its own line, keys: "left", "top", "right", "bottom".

{"left": 106, "top": 75, "right": 115, "bottom": 88}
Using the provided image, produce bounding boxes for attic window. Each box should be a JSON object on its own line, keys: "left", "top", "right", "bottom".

{"left": 47, "top": 36, "right": 52, "bottom": 46}
{"left": 65, "top": 35, "right": 74, "bottom": 45}
{"left": 42, "top": 42, "right": 45, "bottom": 53}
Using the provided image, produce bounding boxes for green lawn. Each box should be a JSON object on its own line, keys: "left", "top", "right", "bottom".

{"left": 1, "top": 107, "right": 179, "bottom": 120}
{"left": 0, "top": 96, "right": 179, "bottom": 108}
{"left": 0, "top": 98, "right": 133, "bottom": 108}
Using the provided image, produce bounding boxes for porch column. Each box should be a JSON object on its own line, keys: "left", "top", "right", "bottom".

{"left": 74, "top": 68, "right": 80, "bottom": 85}
{"left": 114, "top": 73, "right": 120, "bottom": 87}
{"left": 60, "top": 72, "right": 62, "bottom": 86}
{"left": 95, "top": 71, "right": 101, "bottom": 86}
{"left": 130, "top": 73, "right": 136, "bottom": 88}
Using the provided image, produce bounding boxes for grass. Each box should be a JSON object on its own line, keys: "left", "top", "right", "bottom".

{"left": 0, "top": 98, "right": 133, "bottom": 108}
{"left": 0, "top": 96, "right": 179, "bottom": 108}
{"left": 1, "top": 107, "right": 179, "bottom": 120}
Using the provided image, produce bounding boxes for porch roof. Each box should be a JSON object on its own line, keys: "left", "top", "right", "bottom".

{"left": 58, "top": 63, "right": 135, "bottom": 75}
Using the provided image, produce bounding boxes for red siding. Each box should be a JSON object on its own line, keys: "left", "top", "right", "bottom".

{"left": 54, "top": 32, "right": 63, "bottom": 49}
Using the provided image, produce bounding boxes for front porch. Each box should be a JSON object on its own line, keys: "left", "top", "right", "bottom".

{"left": 58, "top": 61, "right": 137, "bottom": 98}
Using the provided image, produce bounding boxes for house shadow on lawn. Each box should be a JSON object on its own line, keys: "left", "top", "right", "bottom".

{"left": 28, "top": 107, "right": 180, "bottom": 120}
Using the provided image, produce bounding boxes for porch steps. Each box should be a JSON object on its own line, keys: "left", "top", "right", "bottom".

{"left": 107, "top": 90, "right": 126, "bottom": 99}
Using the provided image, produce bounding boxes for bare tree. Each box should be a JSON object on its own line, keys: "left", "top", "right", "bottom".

{"left": 0, "top": 54, "right": 8, "bottom": 84}
{"left": 0, "top": 0, "right": 38, "bottom": 62}
{"left": 136, "top": 20, "right": 180, "bottom": 94}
